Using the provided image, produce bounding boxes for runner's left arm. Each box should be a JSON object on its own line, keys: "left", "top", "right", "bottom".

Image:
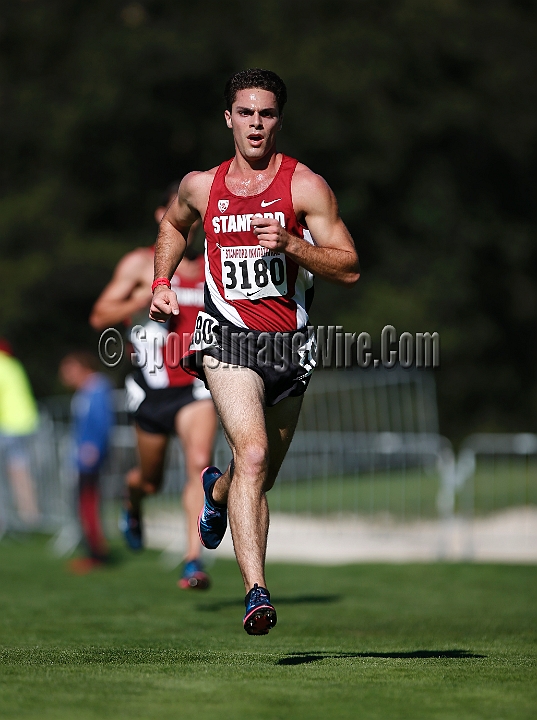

{"left": 252, "top": 169, "right": 359, "bottom": 286}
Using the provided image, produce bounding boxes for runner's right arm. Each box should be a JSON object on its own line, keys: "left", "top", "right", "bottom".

{"left": 89, "top": 249, "right": 153, "bottom": 331}
{"left": 150, "top": 172, "right": 207, "bottom": 322}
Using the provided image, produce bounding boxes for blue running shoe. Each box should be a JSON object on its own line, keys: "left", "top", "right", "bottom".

{"left": 243, "top": 583, "right": 277, "bottom": 635}
{"left": 178, "top": 558, "right": 210, "bottom": 590}
{"left": 119, "top": 508, "right": 143, "bottom": 551}
{"left": 198, "top": 466, "right": 227, "bottom": 550}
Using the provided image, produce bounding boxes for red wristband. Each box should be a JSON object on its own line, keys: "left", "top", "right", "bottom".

{"left": 151, "top": 277, "right": 171, "bottom": 293}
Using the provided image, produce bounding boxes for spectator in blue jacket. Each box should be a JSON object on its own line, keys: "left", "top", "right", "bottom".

{"left": 59, "top": 351, "right": 114, "bottom": 573}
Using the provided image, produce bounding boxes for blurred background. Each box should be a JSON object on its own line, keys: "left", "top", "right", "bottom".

{"left": 1, "top": 0, "right": 536, "bottom": 440}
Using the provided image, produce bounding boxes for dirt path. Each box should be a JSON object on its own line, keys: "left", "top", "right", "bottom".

{"left": 145, "top": 506, "right": 537, "bottom": 564}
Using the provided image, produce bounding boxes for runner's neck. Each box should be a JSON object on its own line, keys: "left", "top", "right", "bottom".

{"left": 225, "top": 151, "right": 282, "bottom": 197}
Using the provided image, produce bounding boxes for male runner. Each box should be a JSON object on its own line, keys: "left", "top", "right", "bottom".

{"left": 150, "top": 69, "right": 359, "bottom": 632}
{"left": 90, "top": 184, "right": 218, "bottom": 589}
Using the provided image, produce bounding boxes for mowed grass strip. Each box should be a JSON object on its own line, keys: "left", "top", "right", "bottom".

{"left": 270, "top": 461, "right": 537, "bottom": 517}
{"left": 0, "top": 536, "right": 535, "bottom": 720}
{"left": 144, "top": 461, "right": 537, "bottom": 519}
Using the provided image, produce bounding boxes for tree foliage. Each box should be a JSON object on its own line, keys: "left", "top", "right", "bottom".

{"left": 1, "top": 0, "right": 536, "bottom": 438}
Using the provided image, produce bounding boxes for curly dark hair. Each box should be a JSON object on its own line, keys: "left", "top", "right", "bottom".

{"left": 224, "top": 69, "right": 287, "bottom": 114}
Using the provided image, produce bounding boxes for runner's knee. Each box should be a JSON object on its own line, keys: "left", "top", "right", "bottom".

{"left": 126, "top": 467, "right": 142, "bottom": 489}
{"left": 235, "top": 444, "right": 268, "bottom": 478}
{"left": 184, "top": 446, "right": 212, "bottom": 473}
{"left": 127, "top": 467, "right": 160, "bottom": 495}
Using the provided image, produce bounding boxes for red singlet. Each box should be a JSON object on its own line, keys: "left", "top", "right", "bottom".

{"left": 203, "top": 154, "right": 314, "bottom": 332}
{"left": 131, "top": 254, "right": 205, "bottom": 388}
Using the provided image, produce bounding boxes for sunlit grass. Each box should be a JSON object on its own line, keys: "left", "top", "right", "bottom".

{"left": 0, "top": 536, "right": 535, "bottom": 719}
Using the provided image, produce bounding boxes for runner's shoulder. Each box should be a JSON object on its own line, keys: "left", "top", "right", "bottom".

{"left": 180, "top": 168, "right": 218, "bottom": 199}
{"left": 291, "top": 162, "right": 333, "bottom": 210}
{"left": 113, "top": 246, "right": 153, "bottom": 279}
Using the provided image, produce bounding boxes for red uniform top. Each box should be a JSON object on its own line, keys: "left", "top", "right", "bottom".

{"left": 131, "top": 254, "right": 205, "bottom": 388}
{"left": 203, "top": 154, "right": 314, "bottom": 332}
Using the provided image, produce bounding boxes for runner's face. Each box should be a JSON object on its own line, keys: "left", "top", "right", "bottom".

{"left": 225, "top": 88, "right": 281, "bottom": 161}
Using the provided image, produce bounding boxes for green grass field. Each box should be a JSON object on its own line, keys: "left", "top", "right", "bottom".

{"left": 0, "top": 536, "right": 536, "bottom": 720}
{"left": 269, "top": 469, "right": 440, "bottom": 517}
{"left": 141, "top": 469, "right": 441, "bottom": 522}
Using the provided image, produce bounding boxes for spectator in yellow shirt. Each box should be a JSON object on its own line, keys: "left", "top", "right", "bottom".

{"left": 0, "top": 339, "right": 39, "bottom": 526}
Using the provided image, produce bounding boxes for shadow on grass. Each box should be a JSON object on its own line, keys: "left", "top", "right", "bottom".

{"left": 198, "top": 594, "right": 340, "bottom": 612}
{"left": 278, "top": 649, "right": 485, "bottom": 665}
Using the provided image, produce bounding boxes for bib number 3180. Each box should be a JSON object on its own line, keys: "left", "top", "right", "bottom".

{"left": 220, "top": 246, "right": 287, "bottom": 300}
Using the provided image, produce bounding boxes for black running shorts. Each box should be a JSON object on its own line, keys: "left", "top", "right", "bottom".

{"left": 181, "top": 312, "right": 316, "bottom": 407}
{"left": 125, "top": 370, "right": 211, "bottom": 435}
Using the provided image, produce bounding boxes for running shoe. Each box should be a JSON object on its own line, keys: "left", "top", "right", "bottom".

{"left": 119, "top": 508, "right": 143, "bottom": 551}
{"left": 178, "top": 558, "right": 210, "bottom": 590}
{"left": 198, "top": 466, "right": 227, "bottom": 549}
{"left": 243, "top": 583, "right": 277, "bottom": 635}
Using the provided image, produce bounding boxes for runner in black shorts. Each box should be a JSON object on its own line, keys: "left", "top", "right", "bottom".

{"left": 130, "top": 369, "right": 208, "bottom": 434}
{"left": 182, "top": 313, "right": 316, "bottom": 407}
{"left": 91, "top": 183, "right": 218, "bottom": 589}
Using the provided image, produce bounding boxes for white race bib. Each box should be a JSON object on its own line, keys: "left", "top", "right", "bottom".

{"left": 220, "top": 245, "right": 287, "bottom": 300}
{"left": 125, "top": 375, "right": 146, "bottom": 413}
{"left": 189, "top": 311, "right": 219, "bottom": 352}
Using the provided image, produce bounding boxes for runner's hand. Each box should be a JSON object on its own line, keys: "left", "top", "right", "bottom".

{"left": 149, "top": 286, "right": 179, "bottom": 322}
{"left": 252, "top": 217, "right": 291, "bottom": 251}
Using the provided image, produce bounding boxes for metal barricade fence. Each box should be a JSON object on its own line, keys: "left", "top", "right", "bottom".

{"left": 253, "top": 368, "right": 446, "bottom": 522}
{"left": 5, "top": 371, "right": 535, "bottom": 562}
{"left": 0, "top": 411, "right": 64, "bottom": 537}
{"left": 437, "top": 433, "right": 537, "bottom": 561}
{"left": 103, "top": 368, "right": 453, "bottom": 561}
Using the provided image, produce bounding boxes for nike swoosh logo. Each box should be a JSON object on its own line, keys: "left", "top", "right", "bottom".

{"left": 246, "top": 289, "right": 263, "bottom": 297}
{"left": 260, "top": 198, "right": 282, "bottom": 207}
